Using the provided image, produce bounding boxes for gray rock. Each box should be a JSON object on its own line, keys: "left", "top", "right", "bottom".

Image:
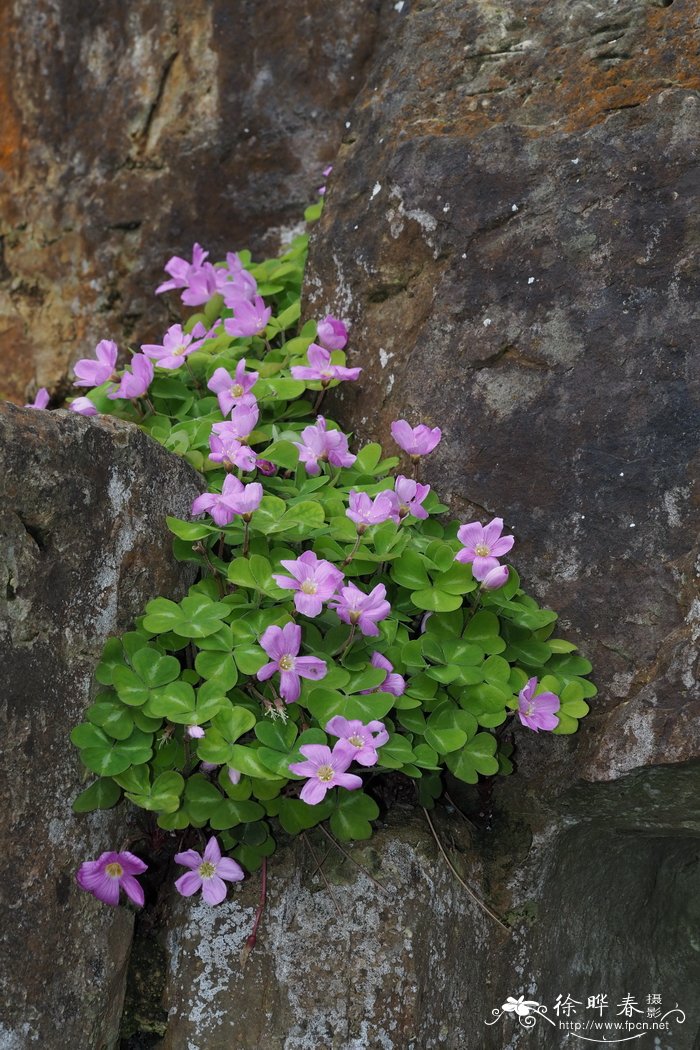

{"left": 0, "top": 404, "right": 201, "bottom": 1049}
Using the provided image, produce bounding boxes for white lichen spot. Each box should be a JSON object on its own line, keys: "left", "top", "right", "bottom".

{"left": 483, "top": 318, "right": 492, "bottom": 327}
{"left": 511, "top": 203, "right": 519, "bottom": 212}
{"left": 394, "top": 0, "right": 405, "bottom": 10}
{"left": 379, "top": 349, "right": 395, "bottom": 369}
{"left": 371, "top": 182, "right": 382, "bottom": 200}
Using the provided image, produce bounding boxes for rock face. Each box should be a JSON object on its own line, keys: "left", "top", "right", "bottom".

{"left": 0, "top": 404, "right": 201, "bottom": 1049}
{"left": 305, "top": 0, "right": 700, "bottom": 786}
{"left": 0, "top": 0, "right": 386, "bottom": 403}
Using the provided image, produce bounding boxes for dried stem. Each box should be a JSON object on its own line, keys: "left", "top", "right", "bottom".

{"left": 317, "top": 824, "right": 388, "bottom": 895}
{"left": 302, "top": 833, "right": 341, "bottom": 916}
{"left": 240, "top": 856, "right": 267, "bottom": 967}
{"left": 422, "top": 807, "right": 509, "bottom": 934}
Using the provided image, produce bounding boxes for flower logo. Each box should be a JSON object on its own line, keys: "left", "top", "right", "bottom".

{"left": 502, "top": 996, "right": 541, "bottom": 1017}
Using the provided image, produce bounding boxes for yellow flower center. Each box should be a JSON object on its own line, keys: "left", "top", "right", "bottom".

{"left": 475, "top": 543, "right": 490, "bottom": 557}
{"left": 526, "top": 703, "right": 535, "bottom": 717}
{"left": 301, "top": 580, "right": 318, "bottom": 595}
{"left": 231, "top": 383, "right": 244, "bottom": 397}
{"left": 317, "top": 764, "right": 334, "bottom": 782}
{"left": 349, "top": 609, "right": 361, "bottom": 624}
{"left": 198, "top": 861, "right": 216, "bottom": 879}
{"left": 105, "top": 862, "right": 123, "bottom": 878}
{"left": 348, "top": 734, "right": 364, "bottom": 747}
{"left": 279, "top": 654, "right": 295, "bottom": 671}
{"left": 173, "top": 344, "right": 187, "bottom": 356}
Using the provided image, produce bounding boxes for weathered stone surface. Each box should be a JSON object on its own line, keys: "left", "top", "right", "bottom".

{"left": 153, "top": 766, "right": 700, "bottom": 1049}
{"left": 0, "top": 404, "right": 201, "bottom": 1049}
{"left": 305, "top": 0, "right": 700, "bottom": 786}
{"left": 0, "top": 0, "right": 386, "bottom": 403}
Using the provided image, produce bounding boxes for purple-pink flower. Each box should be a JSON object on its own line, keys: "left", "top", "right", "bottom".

{"left": 294, "top": 416, "right": 356, "bottom": 475}
{"left": 186, "top": 725, "right": 205, "bottom": 739}
{"left": 141, "top": 324, "right": 203, "bottom": 370}
{"left": 191, "top": 475, "right": 262, "bottom": 526}
{"left": 73, "top": 339, "right": 119, "bottom": 388}
{"left": 480, "top": 565, "right": 509, "bottom": 591}
{"left": 346, "top": 490, "right": 399, "bottom": 531}
{"left": 180, "top": 263, "right": 221, "bottom": 306}
{"left": 208, "top": 428, "right": 257, "bottom": 472}
{"left": 255, "top": 458, "right": 277, "bottom": 476}
{"left": 272, "top": 551, "right": 344, "bottom": 617}
{"left": 455, "top": 517, "right": 515, "bottom": 581}
{"left": 155, "top": 243, "right": 209, "bottom": 296}
{"left": 256, "top": 622, "right": 327, "bottom": 703}
{"left": 211, "top": 395, "right": 259, "bottom": 439}
{"left": 325, "top": 716, "right": 389, "bottom": 767}
{"left": 316, "top": 315, "right": 347, "bottom": 351}
{"left": 224, "top": 296, "right": 271, "bottom": 338}
{"left": 288, "top": 741, "right": 362, "bottom": 804}
{"left": 360, "top": 652, "right": 406, "bottom": 698}
{"left": 329, "top": 582, "right": 391, "bottom": 637}
{"left": 207, "top": 360, "right": 259, "bottom": 416}
{"left": 69, "top": 396, "right": 99, "bottom": 416}
{"left": 174, "top": 836, "right": 244, "bottom": 906}
{"left": 391, "top": 419, "right": 442, "bottom": 458}
{"left": 108, "top": 354, "right": 154, "bottom": 400}
{"left": 227, "top": 767, "right": 241, "bottom": 785}
{"left": 394, "top": 475, "right": 430, "bottom": 520}
{"left": 76, "top": 851, "right": 147, "bottom": 907}
{"left": 291, "top": 344, "right": 360, "bottom": 385}
{"left": 517, "top": 677, "right": 560, "bottom": 733}
{"left": 25, "top": 388, "right": 50, "bottom": 410}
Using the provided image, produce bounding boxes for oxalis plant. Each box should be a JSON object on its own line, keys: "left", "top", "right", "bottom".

{"left": 52, "top": 186, "right": 594, "bottom": 924}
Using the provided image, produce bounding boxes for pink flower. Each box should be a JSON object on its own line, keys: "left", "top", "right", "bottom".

{"left": 455, "top": 517, "right": 515, "bottom": 581}
{"left": 73, "top": 339, "right": 119, "bottom": 387}
{"left": 174, "top": 836, "right": 244, "bottom": 906}
{"left": 288, "top": 741, "right": 362, "bottom": 804}
{"left": 256, "top": 622, "right": 327, "bottom": 703}
{"left": 227, "top": 767, "right": 241, "bottom": 785}
{"left": 329, "top": 583, "right": 391, "bottom": 637}
{"left": 108, "top": 354, "right": 154, "bottom": 400}
{"left": 24, "top": 388, "right": 50, "bottom": 410}
{"left": 518, "top": 677, "right": 560, "bottom": 733}
{"left": 156, "top": 243, "right": 209, "bottom": 295}
{"left": 208, "top": 429, "right": 258, "bottom": 472}
{"left": 316, "top": 315, "right": 347, "bottom": 350}
{"left": 325, "top": 716, "right": 388, "bottom": 767}
{"left": 76, "top": 851, "right": 147, "bottom": 907}
{"left": 480, "top": 565, "right": 509, "bottom": 591}
{"left": 141, "top": 324, "right": 203, "bottom": 370}
{"left": 207, "top": 360, "right": 259, "bottom": 416}
{"left": 291, "top": 343, "right": 360, "bottom": 384}
{"left": 191, "top": 475, "right": 261, "bottom": 527}
{"left": 346, "top": 490, "right": 399, "bottom": 531}
{"left": 186, "top": 725, "right": 205, "bottom": 739}
{"left": 212, "top": 396, "right": 259, "bottom": 439}
{"left": 391, "top": 419, "right": 442, "bottom": 458}
{"left": 220, "top": 271, "right": 258, "bottom": 309}
{"left": 272, "top": 551, "right": 344, "bottom": 617}
{"left": 224, "top": 296, "right": 271, "bottom": 338}
{"left": 255, "top": 458, "right": 277, "bottom": 476}
{"left": 293, "top": 415, "right": 356, "bottom": 475}
{"left": 360, "top": 652, "right": 405, "bottom": 697}
{"left": 322, "top": 165, "right": 333, "bottom": 178}
{"left": 394, "top": 475, "right": 430, "bottom": 520}
{"left": 69, "top": 397, "right": 99, "bottom": 416}
{"left": 181, "top": 263, "right": 221, "bottom": 306}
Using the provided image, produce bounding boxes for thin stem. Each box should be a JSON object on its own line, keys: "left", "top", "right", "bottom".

{"left": 302, "top": 833, "right": 341, "bottom": 916}
{"left": 332, "top": 623, "right": 356, "bottom": 660}
{"left": 185, "top": 358, "right": 202, "bottom": 390}
{"left": 422, "top": 806, "right": 509, "bottom": 934}
{"left": 242, "top": 519, "right": 251, "bottom": 557}
{"left": 313, "top": 387, "right": 327, "bottom": 414}
{"left": 341, "top": 533, "right": 362, "bottom": 568}
{"left": 241, "top": 857, "right": 268, "bottom": 966}
{"left": 462, "top": 590, "right": 482, "bottom": 631}
{"left": 317, "top": 824, "right": 388, "bottom": 895}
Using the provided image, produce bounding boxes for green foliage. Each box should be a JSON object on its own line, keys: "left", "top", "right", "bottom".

{"left": 70, "top": 216, "right": 595, "bottom": 868}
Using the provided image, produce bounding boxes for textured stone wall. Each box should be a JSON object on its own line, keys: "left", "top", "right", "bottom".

{"left": 0, "top": 0, "right": 386, "bottom": 403}
{"left": 0, "top": 404, "right": 202, "bottom": 1048}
